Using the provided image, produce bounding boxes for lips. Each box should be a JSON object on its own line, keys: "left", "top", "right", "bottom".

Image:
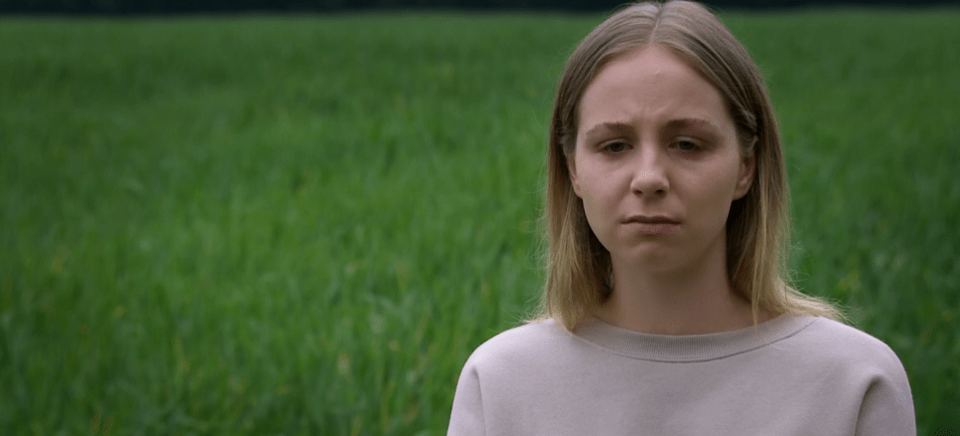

{"left": 623, "top": 215, "right": 681, "bottom": 225}
{"left": 623, "top": 215, "right": 681, "bottom": 235}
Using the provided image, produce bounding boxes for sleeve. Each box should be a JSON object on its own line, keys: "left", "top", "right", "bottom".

{"left": 447, "top": 359, "right": 486, "bottom": 436}
{"left": 855, "top": 345, "right": 916, "bottom": 436}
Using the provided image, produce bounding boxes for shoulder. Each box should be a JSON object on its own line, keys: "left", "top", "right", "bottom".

{"left": 791, "top": 317, "right": 906, "bottom": 373}
{"left": 463, "top": 319, "right": 572, "bottom": 371}
{"left": 448, "top": 319, "right": 577, "bottom": 434}
{"left": 797, "top": 317, "right": 916, "bottom": 434}
{"left": 772, "top": 316, "right": 916, "bottom": 434}
{"left": 789, "top": 317, "right": 914, "bottom": 416}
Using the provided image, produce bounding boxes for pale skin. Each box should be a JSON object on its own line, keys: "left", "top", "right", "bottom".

{"left": 569, "top": 45, "right": 759, "bottom": 335}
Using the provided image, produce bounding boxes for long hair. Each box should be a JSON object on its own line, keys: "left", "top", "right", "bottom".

{"left": 538, "top": 0, "right": 842, "bottom": 331}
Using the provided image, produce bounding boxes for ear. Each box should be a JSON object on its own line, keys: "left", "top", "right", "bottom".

{"left": 567, "top": 155, "right": 582, "bottom": 198}
{"left": 734, "top": 142, "right": 756, "bottom": 200}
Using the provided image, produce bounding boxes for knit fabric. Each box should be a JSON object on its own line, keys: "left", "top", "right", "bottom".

{"left": 448, "top": 315, "right": 915, "bottom": 435}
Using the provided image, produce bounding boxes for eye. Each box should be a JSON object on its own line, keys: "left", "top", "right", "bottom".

{"left": 672, "top": 138, "right": 702, "bottom": 152}
{"left": 602, "top": 141, "right": 630, "bottom": 154}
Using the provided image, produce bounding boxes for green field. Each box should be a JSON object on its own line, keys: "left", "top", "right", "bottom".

{"left": 1, "top": 7, "right": 958, "bottom": 435}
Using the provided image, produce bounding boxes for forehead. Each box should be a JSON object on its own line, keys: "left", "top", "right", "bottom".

{"left": 577, "top": 45, "right": 732, "bottom": 135}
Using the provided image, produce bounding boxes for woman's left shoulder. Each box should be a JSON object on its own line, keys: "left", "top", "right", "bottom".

{"left": 787, "top": 317, "right": 916, "bottom": 434}
{"left": 789, "top": 316, "right": 907, "bottom": 375}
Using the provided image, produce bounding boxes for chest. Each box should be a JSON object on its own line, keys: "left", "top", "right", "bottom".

{"left": 480, "top": 356, "right": 864, "bottom": 436}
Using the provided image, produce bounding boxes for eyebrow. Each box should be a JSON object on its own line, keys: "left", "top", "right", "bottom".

{"left": 582, "top": 118, "right": 721, "bottom": 139}
{"left": 664, "top": 118, "right": 721, "bottom": 133}
{"left": 582, "top": 121, "right": 633, "bottom": 139}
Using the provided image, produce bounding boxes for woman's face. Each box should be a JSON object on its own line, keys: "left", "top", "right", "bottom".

{"left": 569, "top": 45, "right": 754, "bottom": 275}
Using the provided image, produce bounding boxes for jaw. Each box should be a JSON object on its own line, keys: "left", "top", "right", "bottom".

{"left": 608, "top": 225, "right": 727, "bottom": 282}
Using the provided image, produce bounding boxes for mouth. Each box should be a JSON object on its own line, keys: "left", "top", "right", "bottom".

{"left": 623, "top": 215, "right": 681, "bottom": 225}
{"left": 622, "top": 215, "right": 681, "bottom": 236}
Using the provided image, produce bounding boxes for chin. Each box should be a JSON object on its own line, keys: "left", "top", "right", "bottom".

{"left": 614, "top": 247, "right": 681, "bottom": 271}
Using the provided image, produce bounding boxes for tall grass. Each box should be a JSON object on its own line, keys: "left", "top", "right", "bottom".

{"left": 1, "top": 8, "right": 957, "bottom": 435}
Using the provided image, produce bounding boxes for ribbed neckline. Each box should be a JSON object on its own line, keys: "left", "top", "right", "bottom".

{"left": 571, "top": 314, "right": 819, "bottom": 363}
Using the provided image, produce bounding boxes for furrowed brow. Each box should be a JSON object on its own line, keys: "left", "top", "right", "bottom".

{"left": 582, "top": 121, "right": 633, "bottom": 140}
{"left": 665, "top": 118, "right": 720, "bottom": 133}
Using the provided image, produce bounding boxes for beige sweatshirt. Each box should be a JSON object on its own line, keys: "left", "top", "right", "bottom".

{"left": 448, "top": 315, "right": 914, "bottom": 435}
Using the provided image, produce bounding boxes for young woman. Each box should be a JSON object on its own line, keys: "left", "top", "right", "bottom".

{"left": 448, "top": 1, "right": 915, "bottom": 435}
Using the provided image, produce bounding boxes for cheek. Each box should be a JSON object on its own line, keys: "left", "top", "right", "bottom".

{"left": 578, "top": 181, "right": 608, "bottom": 227}
{"left": 576, "top": 168, "right": 627, "bottom": 243}
{"left": 580, "top": 196, "right": 616, "bottom": 253}
{"left": 689, "top": 164, "right": 742, "bottom": 221}
{"left": 576, "top": 165, "right": 621, "bottom": 208}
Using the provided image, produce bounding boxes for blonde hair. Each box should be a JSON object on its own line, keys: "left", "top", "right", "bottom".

{"left": 538, "top": 0, "right": 842, "bottom": 331}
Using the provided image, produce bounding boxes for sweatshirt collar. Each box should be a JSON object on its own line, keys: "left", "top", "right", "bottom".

{"left": 572, "top": 314, "right": 818, "bottom": 363}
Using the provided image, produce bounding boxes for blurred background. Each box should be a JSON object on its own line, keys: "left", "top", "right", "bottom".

{"left": 1, "top": 0, "right": 958, "bottom": 435}
{"left": 1, "top": 0, "right": 958, "bottom": 13}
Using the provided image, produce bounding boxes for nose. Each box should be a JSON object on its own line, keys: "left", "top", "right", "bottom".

{"left": 629, "top": 148, "right": 669, "bottom": 197}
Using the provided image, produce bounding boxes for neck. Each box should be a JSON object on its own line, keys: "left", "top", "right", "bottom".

{"left": 594, "top": 247, "right": 757, "bottom": 335}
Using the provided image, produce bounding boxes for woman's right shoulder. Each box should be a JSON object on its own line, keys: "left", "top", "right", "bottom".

{"left": 463, "top": 319, "right": 570, "bottom": 370}
{"left": 449, "top": 320, "right": 572, "bottom": 435}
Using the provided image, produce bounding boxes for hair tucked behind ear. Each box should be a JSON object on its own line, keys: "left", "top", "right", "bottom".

{"left": 535, "top": 0, "right": 842, "bottom": 331}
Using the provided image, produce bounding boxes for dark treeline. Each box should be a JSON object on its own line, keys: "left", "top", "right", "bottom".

{"left": 0, "top": 0, "right": 955, "bottom": 13}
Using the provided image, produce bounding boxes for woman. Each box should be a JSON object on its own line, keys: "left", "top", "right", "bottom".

{"left": 448, "top": 1, "right": 915, "bottom": 435}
